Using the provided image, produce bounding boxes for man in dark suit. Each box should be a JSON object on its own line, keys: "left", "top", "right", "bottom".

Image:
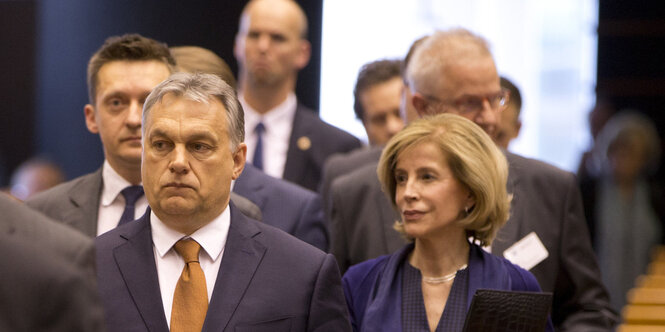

{"left": 234, "top": 0, "right": 360, "bottom": 191}
{"left": 27, "top": 34, "right": 260, "bottom": 238}
{"left": 96, "top": 72, "right": 350, "bottom": 331}
{"left": 329, "top": 29, "right": 618, "bottom": 330}
{"left": 0, "top": 193, "right": 104, "bottom": 331}
{"left": 171, "top": 45, "right": 328, "bottom": 251}
{"left": 234, "top": 163, "right": 328, "bottom": 251}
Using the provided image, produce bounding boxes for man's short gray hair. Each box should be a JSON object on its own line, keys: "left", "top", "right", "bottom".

{"left": 142, "top": 72, "right": 245, "bottom": 149}
{"left": 406, "top": 28, "right": 493, "bottom": 97}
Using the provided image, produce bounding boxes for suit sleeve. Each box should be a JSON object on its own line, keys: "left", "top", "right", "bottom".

{"left": 307, "top": 254, "right": 352, "bottom": 332}
{"left": 554, "top": 174, "right": 619, "bottom": 330}
{"left": 329, "top": 179, "right": 351, "bottom": 272}
{"left": 294, "top": 194, "right": 329, "bottom": 252}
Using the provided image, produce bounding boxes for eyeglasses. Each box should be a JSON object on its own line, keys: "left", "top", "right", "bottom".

{"left": 424, "top": 89, "right": 510, "bottom": 115}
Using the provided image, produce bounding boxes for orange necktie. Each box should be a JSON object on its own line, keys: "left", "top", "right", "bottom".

{"left": 170, "top": 239, "right": 208, "bottom": 332}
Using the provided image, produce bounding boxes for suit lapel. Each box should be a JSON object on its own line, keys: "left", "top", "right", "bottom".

{"left": 64, "top": 168, "right": 103, "bottom": 237}
{"left": 203, "top": 204, "right": 266, "bottom": 332}
{"left": 283, "top": 105, "right": 310, "bottom": 181}
{"left": 492, "top": 152, "right": 523, "bottom": 255}
{"left": 113, "top": 213, "right": 169, "bottom": 332}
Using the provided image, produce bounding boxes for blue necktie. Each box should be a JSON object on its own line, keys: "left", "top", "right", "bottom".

{"left": 118, "top": 185, "right": 144, "bottom": 226}
{"left": 253, "top": 122, "right": 265, "bottom": 170}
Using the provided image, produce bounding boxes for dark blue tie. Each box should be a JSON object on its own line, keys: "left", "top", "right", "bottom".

{"left": 253, "top": 122, "right": 265, "bottom": 170}
{"left": 118, "top": 185, "right": 144, "bottom": 226}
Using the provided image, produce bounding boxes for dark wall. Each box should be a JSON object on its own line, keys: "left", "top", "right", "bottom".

{"left": 597, "top": 0, "right": 665, "bottom": 181}
{"left": 34, "top": 0, "right": 322, "bottom": 180}
{"left": 0, "top": 1, "right": 37, "bottom": 186}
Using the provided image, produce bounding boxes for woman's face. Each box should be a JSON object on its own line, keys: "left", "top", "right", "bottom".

{"left": 394, "top": 141, "right": 474, "bottom": 240}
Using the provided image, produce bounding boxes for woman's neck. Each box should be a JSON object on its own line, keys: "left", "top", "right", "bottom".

{"left": 409, "top": 229, "right": 470, "bottom": 277}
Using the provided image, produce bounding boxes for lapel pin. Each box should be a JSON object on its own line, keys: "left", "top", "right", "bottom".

{"left": 297, "top": 136, "right": 311, "bottom": 151}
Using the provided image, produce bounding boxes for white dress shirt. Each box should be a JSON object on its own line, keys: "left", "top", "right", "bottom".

{"left": 96, "top": 160, "right": 149, "bottom": 236}
{"left": 240, "top": 93, "right": 297, "bottom": 179}
{"left": 151, "top": 208, "right": 230, "bottom": 328}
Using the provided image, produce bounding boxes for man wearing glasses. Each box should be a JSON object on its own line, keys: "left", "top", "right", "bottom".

{"left": 330, "top": 28, "right": 617, "bottom": 330}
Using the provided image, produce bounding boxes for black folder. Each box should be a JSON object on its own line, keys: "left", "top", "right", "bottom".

{"left": 462, "top": 289, "right": 552, "bottom": 332}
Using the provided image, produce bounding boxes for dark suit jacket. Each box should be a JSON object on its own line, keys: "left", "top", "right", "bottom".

{"left": 282, "top": 104, "right": 362, "bottom": 191}
{"left": 96, "top": 203, "right": 351, "bottom": 332}
{"left": 329, "top": 151, "right": 617, "bottom": 331}
{"left": 0, "top": 233, "right": 105, "bottom": 332}
{"left": 27, "top": 167, "right": 262, "bottom": 237}
{"left": 234, "top": 163, "right": 328, "bottom": 251}
{"left": 0, "top": 193, "right": 96, "bottom": 282}
{"left": 319, "top": 146, "right": 383, "bottom": 216}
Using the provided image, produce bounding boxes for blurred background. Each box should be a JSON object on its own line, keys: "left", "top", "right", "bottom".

{"left": 1, "top": 0, "right": 664, "bottom": 187}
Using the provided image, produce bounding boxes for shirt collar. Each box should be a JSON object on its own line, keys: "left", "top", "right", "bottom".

{"left": 241, "top": 92, "right": 297, "bottom": 131}
{"left": 150, "top": 205, "right": 231, "bottom": 262}
{"left": 101, "top": 160, "right": 141, "bottom": 206}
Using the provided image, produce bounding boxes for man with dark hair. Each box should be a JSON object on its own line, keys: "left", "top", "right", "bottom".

{"left": 234, "top": 0, "right": 361, "bottom": 191}
{"left": 28, "top": 34, "right": 259, "bottom": 237}
{"left": 353, "top": 59, "right": 404, "bottom": 146}
{"left": 494, "top": 76, "right": 523, "bottom": 149}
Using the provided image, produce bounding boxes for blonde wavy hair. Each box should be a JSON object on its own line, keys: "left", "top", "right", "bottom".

{"left": 377, "top": 113, "right": 511, "bottom": 246}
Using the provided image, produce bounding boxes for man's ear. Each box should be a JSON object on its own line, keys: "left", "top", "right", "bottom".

{"left": 232, "top": 143, "right": 247, "bottom": 180}
{"left": 514, "top": 120, "right": 523, "bottom": 138}
{"left": 411, "top": 93, "right": 429, "bottom": 118}
{"left": 294, "top": 39, "right": 311, "bottom": 70}
{"left": 84, "top": 104, "right": 99, "bottom": 134}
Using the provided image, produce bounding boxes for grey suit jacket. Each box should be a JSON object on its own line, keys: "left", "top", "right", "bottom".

{"left": 96, "top": 203, "right": 351, "bottom": 332}
{"left": 27, "top": 167, "right": 262, "bottom": 237}
{"left": 328, "top": 151, "right": 617, "bottom": 331}
{"left": 0, "top": 232, "right": 104, "bottom": 332}
{"left": 0, "top": 193, "right": 96, "bottom": 281}
{"left": 319, "top": 146, "right": 383, "bottom": 216}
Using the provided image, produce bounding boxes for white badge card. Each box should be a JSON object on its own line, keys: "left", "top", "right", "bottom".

{"left": 502, "top": 232, "right": 549, "bottom": 271}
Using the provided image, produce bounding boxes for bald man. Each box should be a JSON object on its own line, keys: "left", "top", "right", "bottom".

{"left": 234, "top": 0, "right": 360, "bottom": 191}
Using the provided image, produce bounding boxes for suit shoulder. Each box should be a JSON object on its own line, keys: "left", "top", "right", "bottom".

{"left": 255, "top": 166, "right": 319, "bottom": 200}
{"left": 506, "top": 152, "right": 576, "bottom": 185}
{"left": 295, "top": 106, "right": 360, "bottom": 147}
{"left": 332, "top": 162, "right": 380, "bottom": 193}
{"left": 250, "top": 216, "right": 326, "bottom": 258}
{"left": 26, "top": 170, "right": 101, "bottom": 208}
{"left": 325, "top": 147, "right": 382, "bottom": 172}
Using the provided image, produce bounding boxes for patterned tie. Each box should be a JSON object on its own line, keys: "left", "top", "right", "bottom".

{"left": 252, "top": 122, "right": 265, "bottom": 170}
{"left": 171, "top": 239, "right": 208, "bottom": 332}
{"left": 117, "top": 185, "right": 144, "bottom": 226}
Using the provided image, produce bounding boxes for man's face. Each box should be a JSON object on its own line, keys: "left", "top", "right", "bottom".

{"left": 84, "top": 60, "right": 171, "bottom": 171}
{"left": 494, "top": 102, "right": 521, "bottom": 149}
{"left": 142, "top": 94, "right": 246, "bottom": 234}
{"left": 234, "top": 0, "right": 310, "bottom": 87}
{"left": 417, "top": 56, "right": 502, "bottom": 136}
{"left": 361, "top": 77, "right": 405, "bottom": 146}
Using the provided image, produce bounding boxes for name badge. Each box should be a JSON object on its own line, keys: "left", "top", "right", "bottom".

{"left": 502, "top": 232, "right": 549, "bottom": 271}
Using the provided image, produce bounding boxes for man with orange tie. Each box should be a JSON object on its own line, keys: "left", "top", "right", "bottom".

{"left": 95, "top": 72, "right": 350, "bottom": 331}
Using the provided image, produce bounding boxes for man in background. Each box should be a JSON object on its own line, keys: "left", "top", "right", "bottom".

{"left": 172, "top": 45, "right": 328, "bottom": 250}
{"left": 494, "top": 76, "right": 523, "bottom": 149}
{"left": 353, "top": 59, "right": 404, "bottom": 146}
{"left": 28, "top": 34, "right": 259, "bottom": 237}
{"left": 234, "top": 0, "right": 361, "bottom": 191}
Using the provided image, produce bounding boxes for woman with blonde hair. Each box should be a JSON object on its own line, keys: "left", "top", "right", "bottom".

{"left": 342, "top": 113, "right": 551, "bottom": 331}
